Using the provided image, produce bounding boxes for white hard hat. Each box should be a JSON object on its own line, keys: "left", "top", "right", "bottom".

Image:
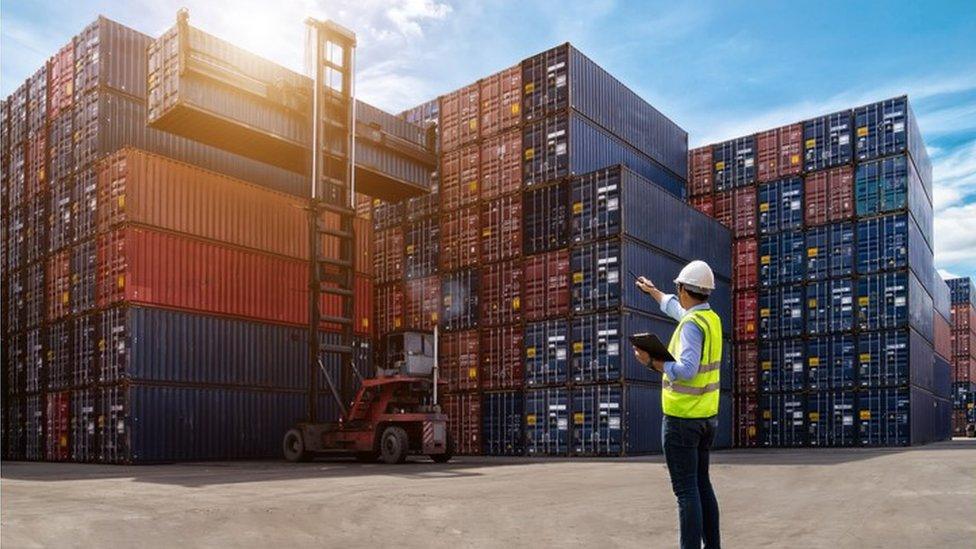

{"left": 674, "top": 260, "right": 715, "bottom": 294}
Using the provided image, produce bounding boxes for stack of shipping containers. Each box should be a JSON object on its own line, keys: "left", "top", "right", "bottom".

{"left": 0, "top": 17, "right": 426, "bottom": 462}
{"left": 948, "top": 277, "right": 976, "bottom": 435}
{"left": 390, "top": 44, "right": 733, "bottom": 456}
{"left": 688, "top": 97, "right": 951, "bottom": 447}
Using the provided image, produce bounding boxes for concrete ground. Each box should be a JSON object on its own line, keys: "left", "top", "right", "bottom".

{"left": 2, "top": 440, "right": 975, "bottom": 548}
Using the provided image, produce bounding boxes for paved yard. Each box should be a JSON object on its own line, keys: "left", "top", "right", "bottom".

{"left": 3, "top": 439, "right": 975, "bottom": 548}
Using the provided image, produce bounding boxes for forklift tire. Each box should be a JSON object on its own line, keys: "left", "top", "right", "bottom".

{"left": 283, "top": 428, "right": 310, "bottom": 462}
{"left": 430, "top": 433, "right": 454, "bottom": 463}
{"left": 379, "top": 425, "right": 409, "bottom": 464}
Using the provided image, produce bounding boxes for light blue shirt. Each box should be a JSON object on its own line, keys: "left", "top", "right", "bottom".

{"left": 659, "top": 294, "right": 711, "bottom": 381}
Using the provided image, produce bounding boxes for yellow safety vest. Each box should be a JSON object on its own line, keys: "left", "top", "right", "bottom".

{"left": 663, "top": 308, "right": 723, "bottom": 418}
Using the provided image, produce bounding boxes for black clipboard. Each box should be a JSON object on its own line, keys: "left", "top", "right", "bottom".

{"left": 629, "top": 333, "right": 675, "bottom": 362}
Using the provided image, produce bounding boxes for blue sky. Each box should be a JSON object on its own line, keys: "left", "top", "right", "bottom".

{"left": 3, "top": 0, "right": 975, "bottom": 277}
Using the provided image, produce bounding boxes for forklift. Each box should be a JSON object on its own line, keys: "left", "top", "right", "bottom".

{"left": 282, "top": 18, "right": 451, "bottom": 464}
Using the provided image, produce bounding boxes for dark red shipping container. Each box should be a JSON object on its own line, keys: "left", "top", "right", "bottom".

{"left": 26, "top": 134, "right": 46, "bottom": 200}
{"left": 353, "top": 217, "right": 374, "bottom": 278}
{"left": 440, "top": 330, "right": 480, "bottom": 392}
{"left": 756, "top": 123, "right": 802, "bottom": 183}
{"left": 953, "top": 330, "right": 973, "bottom": 359}
{"left": 443, "top": 392, "right": 481, "bottom": 455}
{"left": 735, "top": 393, "right": 760, "bottom": 448}
{"left": 523, "top": 249, "right": 570, "bottom": 321}
{"left": 479, "top": 65, "right": 521, "bottom": 138}
{"left": 440, "top": 145, "right": 480, "bottom": 211}
{"left": 480, "top": 129, "right": 521, "bottom": 200}
{"left": 805, "top": 165, "right": 854, "bottom": 226}
{"left": 48, "top": 42, "right": 74, "bottom": 119}
{"left": 46, "top": 391, "right": 70, "bottom": 461}
{"left": 96, "top": 226, "right": 371, "bottom": 334}
{"left": 689, "top": 146, "right": 713, "bottom": 197}
{"left": 714, "top": 190, "right": 733, "bottom": 229}
{"left": 47, "top": 250, "right": 71, "bottom": 320}
{"left": 481, "top": 259, "right": 522, "bottom": 326}
{"left": 953, "top": 358, "right": 974, "bottom": 383}
{"left": 934, "top": 314, "right": 952, "bottom": 360}
{"left": 481, "top": 325, "right": 524, "bottom": 390}
{"left": 952, "top": 303, "right": 975, "bottom": 332}
{"left": 690, "top": 195, "right": 713, "bottom": 217}
{"left": 734, "top": 238, "right": 759, "bottom": 291}
{"left": 404, "top": 276, "right": 439, "bottom": 331}
{"left": 374, "top": 226, "right": 404, "bottom": 284}
{"left": 735, "top": 342, "right": 760, "bottom": 393}
{"left": 440, "top": 83, "right": 479, "bottom": 153}
{"left": 735, "top": 290, "right": 758, "bottom": 341}
{"left": 375, "top": 283, "right": 404, "bottom": 336}
{"left": 440, "top": 205, "right": 480, "bottom": 272}
{"left": 733, "top": 187, "right": 757, "bottom": 238}
{"left": 481, "top": 194, "right": 521, "bottom": 263}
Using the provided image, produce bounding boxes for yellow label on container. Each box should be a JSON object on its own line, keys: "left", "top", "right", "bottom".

{"left": 805, "top": 138, "right": 816, "bottom": 149}
{"left": 373, "top": 198, "right": 381, "bottom": 206}
{"left": 117, "top": 275, "right": 125, "bottom": 289}
{"left": 394, "top": 317, "right": 402, "bottom": 328}
{"left": 747, "top": 322, "right": 755, "bottom": 332}
{"left": 748, "top": 426, "right": 757, "bottom": 437}
{"left": 524, "top": 148, "right": 535, "bottom": 160}
{"left": 98, "top": 339, "right": 106, "bottom": 352}
{"left": 469, "top": 119, "right": 478, "bottom": 130}
{"left": 715, "top": 161, "right": 726, "bottom": 171}
{"left": 761, "top": 361, "right": 772, "bottom": 370}
{"left": 809, "top": 357, "right": 821, "bottom": 366}
{"left": 406, "top": 244, "right": 415, "bottom": 254}
{"left": 573, "top": 272, "right": 584, "bottom": 283}
{"left": 759, "top": 203, "right": 769, "bottom": 212}
{"left": 808, "top": 299, "right": 817, "bottom": 308}
{"left": 574, "top": 412, "right": 585, "bottom": 424}
{"left": 809, "top": 412, "right": 820, "bottom": 422}
{"left": 526, "top": 347, "right": 537, "bottom": 358}
{"left": 572, "top": 201, "right": 583, "bottom": 214}
{"left": 807, "top": 247, "right": 818, "bottom": 257}
{"left": 524, "top": 83, "right": 535, "bottom": 93}
{"left": 430, "top": 312, "right": 439, "bottom": 322}
{"left": 482, "top": 228, "right": 492, "bottom": 237}
{"left": 573, "top": 342, "right": 584, "bottom": 354}
{"left": 511, "top": 104, "right": 520, "bottom": 115}
{"left": 761, "top": 255, "right": 771, "bottom": 265}
{"left": 858, "top": 297, "right": 870, "bottom": 306}
{"left": 444, "top": 295, "right": 453, "bottom": 306}
{"left": 62, "top": 291, "right": 69, "bottom": 304}
{"left": 468, "top": 181, "right": 478, "bottom": 193}
{"left": 791, "top": 154, "right": 800, "bottom": 165}
{"left": 362, "top": 318, "right": 369, "bottom": 329}
{"left": 860, "top": 410, "right": 871, "bottom": 420}
{"left": 512, "top": 297, "right": 521, "bottom": 310}
{"left": 860, "top": 353, "right": 871, "bottom": 363}
{"left": 468, "top": 367, "right": 478, "bottom": 379}
{"left": 760, "top": 308, "right": 770, "bottom": 317}
{"left": 526, "top": 414, "right": 537, "bottom": 426}
{"left": 857, "top": 126, "right": 869, "bottom": 137}
{"left": 118, "top": 195, "right": 125, "bottom": 210}
{"left": 763, "top": 410, "right": 772, "bottom": 419}
{"left": 60, "top": 435, "right": 68, "bottom": 448}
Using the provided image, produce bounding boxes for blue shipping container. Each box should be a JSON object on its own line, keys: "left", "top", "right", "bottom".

{"left": 807, "top": 391, "right": 857, "bottom": 447}
{"left": 804, "top": 222, "right": 855, "bottom": 280}
{"left": 932, "top": 276, "right": 951, "bottom": 322}
{"left": 856, "top": 213, "right": 934, "bottom": 300}
{"left": 947, "top": 277, "right": 976, "bottom": 307}
{"left": 857, "top": 270, "right": 934, "bottom": 343}
{"left": 807, "top": 334, "right": 857, "bottom": 390}
{"left": 854, "top": 154, "right": 933, "bottom": 248}
{"left": 525, "top": 387, "right": 570, "bottom": 456}
{"left": 858, "top": 328, "right": 934, "bottom": 391}
{"left": 571, "top": 383, "right": 659, "bottom": 455}
{"left": 441, "top": 269, "right": 479, "bottom": 331}
{"left": 523, "top": 182, "right": 570, "bottom": 254}
{"left": 569, "top": 165, "right": 732, "bottom": 279}
{"left": 933, "top": 356, "right": 951, "bottom": 400}
{"left": 761, "top": 392, "right": 806, "bottom": 447}
{"left": 573, "top": 310, "right": 670, "bottom": 384}
{"left": 853, "top": 96, "right": 932, "bottom": 201}
{"left": 482, "top": 391, "right": 524, "bottom": 456}
{"left": 524, "top": 320, "right": 570, "bottom": 387}
{"left": 804, "top": 110, "right": 853, "bottom": 172}
{"left": 713, "top": 136, "right": 756, "bottom": 191}
{"left": 758, "top": 177, "right": 803, "bottom": 235}
{"left": 759, "top": 286, "right": 804, "bottom": 341}
{"left": 805, "top": 278, "right": 854, "bottom": 335}
{"left": 759, "top": 231, "right": 805, "bottom": 287}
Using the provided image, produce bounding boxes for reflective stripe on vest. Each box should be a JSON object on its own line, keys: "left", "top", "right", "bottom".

{"left": 662, "top": 308, "right": 723, "bottom": 419}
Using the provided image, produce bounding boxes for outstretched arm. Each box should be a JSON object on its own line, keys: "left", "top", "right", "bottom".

{"left": 636, "top": 277, "right": 685, "bottom": 321}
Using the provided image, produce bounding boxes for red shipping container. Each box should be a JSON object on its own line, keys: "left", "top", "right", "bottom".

{"left": 481, "top": 325, "right": 524, "bottom": 390}
{"left": 714, "top": 190, "right": 733, "bottom": 229}
{"left": 48, "top": 42, "right": 74, "bottom": 119}
{"left": 374, "top": 226, "right": 404, "bottom": 284}
{"left": 375, "top": 283, "right": 404, "bottom": 336}
{"left": 443, "top": 392, "right": 481, "bottom": 455}
{"left": 439, "top": 83, "right": 479, "bottom": 153}
{"left": 355, "top": 193, "right": 372, "bottom": 220}
{"left": 46, "top": 391, "right": 70, "bottom": 461}
{"left": 26, "top": 134, "right": 46, "bottom": 200}
{"left": 353, "top": 217, "right": 374, "bottom": 277}
{"left": 735, "top": 290, "right": 758, "bottom": 341}
{"left": 953, "top": 330, "right": 973, "bottom": 359}
{"left": 48, "top": 250, "right": 71, "bottom": 320}
{"left": 954, "top": 358, "right": 974, "bottom": 383}
{"left": 481, "top": 259, "right": 522, "bottom": 326}
{"left": 952, "top": 303, "right": 976, "bottom": 332}
{"left": 689, "top": 146, "right": 713, "bottom": 197}
{"left": 481, "top": 194, "right": 522, "bottom": 263}
{"left": 733, "top": 187, "right": 757, "bottom": 238}
{"left": 480, "top": 129, "right": 521, "bottom": 200}
{"left": 404, "top": 276, "right": 440, "bottom": 331}
{"left": 735, "top": 343, "right": 760, "bottom": 393}
{"left": 935, "top": 314, "right": 952, "bottom": 360}
{"left": 805, "top": 165, "right": 853, "bottom": 226}
{"left": 440, "top": 145, "right": 480, "bottom": 211}
{"left": 480, "top": 65, "right": 521, "bottom": 138}
{"left": 440, "top": 205, "right": 480, "bottom": 272}
{"left": 757, "top": 123, "right": 802, "bottom": 183}
{"left": 733, "top": 238, "right": 759, "bottom": 291}
{"left": 523, "top": 249, "right": 570, "bottom": 321}
{"left": 441, "top": 330, "right": 480, "bottom": 392}
{"left": 734, "top": 393, "right": 760, "bottom": 448}
{"left": 953, "top": 410, "right": 970, "bottom": 436}
{"left": 690, "top": 195, "right": 713, "bottom": 217}
{"left": 96, "top": 226, "right": 370, "bottom": 334}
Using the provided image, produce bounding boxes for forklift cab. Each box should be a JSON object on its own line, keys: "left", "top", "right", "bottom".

{"left": 379, "top": 331, "right": 435, "bottom": 378}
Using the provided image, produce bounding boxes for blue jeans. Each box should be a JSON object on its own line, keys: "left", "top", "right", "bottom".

{"left": 662, "top": 414, "right": 720, "bottom": 549}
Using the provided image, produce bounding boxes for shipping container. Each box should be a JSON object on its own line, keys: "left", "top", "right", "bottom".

{"left": 690, "top": 195, "right": 713, "bottom": 217}
{"left": 854, "top": 97, "right": 932, "bottom": 200}
{"left": 45, "top": 391, "right": 71, "bottom": 461}
{"left": 735, "top": 342, "right": 759, "bottom": 393}
{"left": 48, "top": 41, "right": 74, "bottom": 119}
{"left": 440, "top": 330, "right": 479, "bottom": 392}
{"left": 480, "top": 129, "right": 521, "bottom": 201}
{"left": 735, "top": 290, "right": 759, "bottom": 342}
{"left": 4, "top": 397, "right": 26, "bottom": 460}
{"left": 858, "top": 329, "right": 934, "bottom": 390}
{"left": 569, "top": 165, "right": 732, "bottom": 278}
{"left": 522, "top": 112, "right": 684, "bottom": 197}
{"left": 688, "top": 146, "right": 712, "bottom": 196}
{"left": 572, "top": 310, "right": 681, "bottom": 384}
{"left": 761, "top": 392, "right": 806, "bottom": 447}
{"left": 26, "top": 67, "right": 47, "bottom": 140}
{"left": 26, "top": 261, "right": 46, "bottom": 328}
{"left": 443, "top": 392, "right": 481, "bottom": 455}
{"left": 932, "top": 276, "right": 952, "bottom": 322}
{"left": 758, "top": 285, "right": 804, "bottom": 341}
{"left": 25, "top": 394, "right": 43, "bottom": 460}
{"left": 525, "top": 387, "right": 569, "bottom": 456}
{"left": 524, "top": 320, "right": 570, "bottom": 387}
{"left": 758, "top": 177, "right": 803, "bottom": 235}
{"left": 375, "top": 283, "right": 404, "bottom": 335}
{"left": 857, "top": 386, "right": 941, "bottom": 446}
{"left": 73, "top": 313, "right": 98, "bottom": 387}
{"left": 759, "top": 230, "right": 805, "bottom": 287}
{"left": 732, "top": 187, "right": 758, "bottom": 238}
{"left": 855, "top": 154, "right": 933, "bottom": 248}
{"left": 374, "top": 226, "right": 404, "bottom": 284}
{"left": 733, "top": 238, "right": 759, "bottom": 291}
{"left": 934, "top": 314, "right": 952, "bottom": 361}
{"left": 47, "top": 320, "right": 71, "bottom": 390}
{"left": 948, "top": 277, "right": 976, "bottom": 307}
{"left": 403, "top": 217, "right": 440, "bottom": 281}
{"left": 74, "top": 17, "right": 155, "bottom": 99}
{"left": 439, "top": 206, "right": 480, "bottom": 272}
{"left": 523, "top": 182, "right": 570, "bottom": 254}
{"left": 401, "top": 98, "right": 439, "bottom": 130}
{"left": 440, "top": 146, "right": 480, "bottom": 211}
{"left": 804, "top": 110, "right": 852, "bottom": 172}
{"left": 8, "top": 83, "right": 28, "bottom": 145}
{"left": 481, "top": 194, "right": 522, "bottom": 263}
{"left": 480, "top": 259, "right": 522, "bottom": 326}
{"left": 857, "top": 271, "right": 933, "bottom": 343}
{"left": 713, "top": 190, "right": 732, "bottom": 228}
{"left": 49, "top": 178, "right": 73, "bottom": 253}
{"left": 521, "top": 44, "right": 687, "bottom": 180}
{"left": 48, "top": 250, "right": 71, "bottom": 320}
{"left": 480, "top": 65, "right": 521, "bottom": 138}
{"left": 713, "top": 136, "right": 755, "bottom": 190}
{"left": 71, "top": 387, "right": 97, "bottom": 462}
{"left": 440, "top": 83, "right": 479, "bottom": 153}
{"left": 756, "top": 123, "right": 802, "bottom": 183}
{"left": 771, "top": 339, "right": 806, "bottom": 392}
{"left": 404, "top": 276, "right": 439, "bottom": 331}
{"left": 372, "top": 200, "right": 404, "bottom": 231}
{"left": 523, "top": 250, "right": 570, "bottom": 321}
{"left": 481, "top": 325, "right": 523, "bottom": 390}
{"left": 805, "top": 278, "right": 855, "bottom": 335}
{"left": 735, "top": 393, "right": 760, "bottom": 447}
{"left": 952, "top": 302, "right": 976, "bottom": 332}
{"left": 807, "top": 391, "right": 856, "bottom": 447}
{"left": 26, "top": 193, "right": 48, "bottom": 265}
{"left": 807, "top": 334, "right": 857, "bottom": 391}
{"left": 804, "top": 222, "right": 855, "bottom": 280}
{"left": 933, "top": 356, "right": 951, "bottom": 400}
{"left": 25, "top": 134, "right": 47, "bottom": 200}
{"left": 404, "top": 176, "right": 439, "bottom": 223}
{"left": 572, "top": 383, "right": 665, "bottom": 455}
{"left": 482, "top": 391, "right": 523, "bottom": 455}
{"left": 441, "top": 268, "right": 479, "bottom": 331}
{"left": 804, "top": 165, "right": 853, "bottom": 226}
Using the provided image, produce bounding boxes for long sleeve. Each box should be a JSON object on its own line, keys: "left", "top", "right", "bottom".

{"left": 659, "top": 293, "right": 686, "bottom": 321}
{"left": 663, "top": 321, "right": 704, "bottom": 381}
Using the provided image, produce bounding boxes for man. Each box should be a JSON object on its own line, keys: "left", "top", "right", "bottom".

{"left": 634, "top": 260, "right": 723, "bottom": 549}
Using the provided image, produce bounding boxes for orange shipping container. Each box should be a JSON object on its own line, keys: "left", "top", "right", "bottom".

{"left": 479, "top": 66, "right": 521, "bottom": 138}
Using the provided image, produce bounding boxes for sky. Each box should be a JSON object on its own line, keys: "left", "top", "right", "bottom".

{"left": 3, "top": 0, "right": 975, "bottom": 278}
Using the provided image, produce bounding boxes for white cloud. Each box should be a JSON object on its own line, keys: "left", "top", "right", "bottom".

{"left": 934, "top": 201, "right": 976, "bottom": 270}
{"left": 931, "top": 140, "right": 976, "bottom": 212}
{"left": 938, "top": 268, "right": 960, "bottom": 280}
